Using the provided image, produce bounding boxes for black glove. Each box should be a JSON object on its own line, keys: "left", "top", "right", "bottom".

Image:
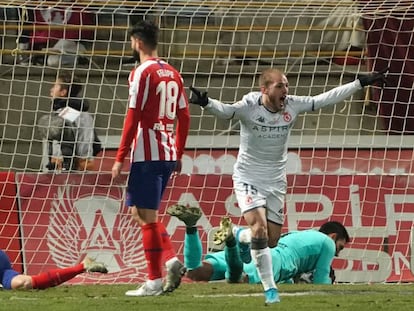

{"left": 358, "top": 67, "right": 389, "bottom": 87}
{"left": 189, "top": 86, "right": 209, "bottom": 107}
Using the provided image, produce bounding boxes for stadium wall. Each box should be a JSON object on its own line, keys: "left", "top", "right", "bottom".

{"left": 3, "top": 149, "right": 414, "bottom": 284}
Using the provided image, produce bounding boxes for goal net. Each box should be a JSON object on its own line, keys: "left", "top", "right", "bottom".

{"left": 0, "top": 0, "right": 413, "bottom": 284}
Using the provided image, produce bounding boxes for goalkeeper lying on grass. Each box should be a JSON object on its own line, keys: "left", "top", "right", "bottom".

{"left": 0, "top": 250, "right": 107, "bottom": 290}
{"left": 167, "top": 205, "right": 349, "bottom": 302}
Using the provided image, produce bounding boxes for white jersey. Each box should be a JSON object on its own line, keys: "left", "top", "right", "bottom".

{"left": 205, "top": 80, "right": 362, "bottom": 187}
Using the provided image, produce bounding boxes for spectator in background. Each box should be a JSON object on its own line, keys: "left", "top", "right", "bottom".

{"left": 37, "top": 71, "right": 100, "bottom": 172}
{"left": 17, "top": 0, "right": 94, "bottom": 66}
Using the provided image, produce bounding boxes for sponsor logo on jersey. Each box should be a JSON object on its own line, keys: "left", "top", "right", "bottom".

{"left": 256, "top": 116, "right": 265, "bottom": 123}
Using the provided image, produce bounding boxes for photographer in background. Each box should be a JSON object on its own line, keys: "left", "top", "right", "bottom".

{"left": 37, "top": 71, "right": 101, "bottom": 172}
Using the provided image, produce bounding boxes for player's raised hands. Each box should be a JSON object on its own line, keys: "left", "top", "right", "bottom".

{"left": 189, "top": 86, "right": 209, "bottom": 107}
{"left": 358, "top": 67, "right": 389, "bottom": 87}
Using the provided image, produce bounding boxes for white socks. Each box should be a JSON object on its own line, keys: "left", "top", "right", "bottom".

{"left": 251, "top": 247, "right": 277, "bottom": 291}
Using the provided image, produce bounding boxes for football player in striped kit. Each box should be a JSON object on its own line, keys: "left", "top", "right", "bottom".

{"left": 112, "top": 20, "right": 190, "bottom": 296}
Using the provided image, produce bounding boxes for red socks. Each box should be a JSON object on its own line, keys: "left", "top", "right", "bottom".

{"left": 141, "top": 222, "right": 163, "bottom": 280}
{"left": 157, "top": 222, "right": 176, "bottom": 262}
{"left": 31, "top": 264, "right": 84, "bottom": 289}
{"left": 141, "top": 222, "right": 178, "bottom": 280}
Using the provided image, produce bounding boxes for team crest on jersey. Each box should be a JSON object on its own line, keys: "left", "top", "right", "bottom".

{"left": 283, "top": 112, "right": 292, "bottom": 122}
{"left": 245, "top": 195, "right": 253, "bottom": 205}
{"left": 47, "top": 185, "right": 146, "bottom": 280}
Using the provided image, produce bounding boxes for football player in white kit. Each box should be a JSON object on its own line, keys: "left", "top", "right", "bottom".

{"left": 189, "top": 67, "right": 387, "bottom": 304}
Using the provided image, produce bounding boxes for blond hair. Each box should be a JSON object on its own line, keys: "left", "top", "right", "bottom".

{"left": 259, "top": 68, "right": 285, "bottom": 88}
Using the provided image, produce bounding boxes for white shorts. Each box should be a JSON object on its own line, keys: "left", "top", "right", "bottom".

{"left": 233, "top": 179, "right": 286, "bottom": 225}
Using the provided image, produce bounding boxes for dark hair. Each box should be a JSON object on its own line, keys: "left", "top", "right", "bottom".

{"left": 319, "top": 221, "right": 350, "bottom": 243}
{"left": 57, "top": 71, "right": 82, "bottom": 97}
{"left": 129, "top": 19, "right": 158, "bottom": 50}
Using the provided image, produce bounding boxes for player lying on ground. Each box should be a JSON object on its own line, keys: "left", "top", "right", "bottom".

{"left": 0, "top": 250, "right": 107, "bottom": 290}
{"left": 167, "top": 205, "right": 349, "bottom": 304}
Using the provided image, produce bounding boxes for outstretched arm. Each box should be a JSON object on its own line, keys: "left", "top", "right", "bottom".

{"left": 189, "top": 86, "right": 244, "bottom": 120}
{"left": 295, "top": 68, "right": 389, "bottom": 113}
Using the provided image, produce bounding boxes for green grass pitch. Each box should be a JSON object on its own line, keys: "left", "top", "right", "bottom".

{"left": 2, "top": 283, "right": 414, "bottom": 311}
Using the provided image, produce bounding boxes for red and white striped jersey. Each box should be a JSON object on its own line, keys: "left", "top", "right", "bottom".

{"left": 116, "top": 58, "right": 190, "bottom": 163}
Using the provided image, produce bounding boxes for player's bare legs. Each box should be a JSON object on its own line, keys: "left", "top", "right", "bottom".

{"left": 10, "top": 275, "right": 33, "bottom": 290}
{"left": 131, "top": 205, "right": 157, "bottom": 225}
{"left": 244, "top": 208, "right": 268, "bottom": 239}
{"left": 267, "top": 222, "right": 282, "bottom": 248}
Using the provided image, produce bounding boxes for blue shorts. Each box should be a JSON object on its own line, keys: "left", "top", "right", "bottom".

{"left": 0, "top": 250, "right": 19, "bottom": 290}
{"left": 126, "top": 161, "right": 176, "bottom": 210}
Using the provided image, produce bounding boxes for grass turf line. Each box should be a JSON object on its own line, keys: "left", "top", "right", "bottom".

{"left": 2, "top": 283, "right": 414, "bottom": 311}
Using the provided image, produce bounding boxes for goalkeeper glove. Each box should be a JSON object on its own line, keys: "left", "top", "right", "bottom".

{"left": 189, "top": 86, "right": 209, "bottom": 107}
{"left": 358, "top": 67, "right": 389, "bottom": 87}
